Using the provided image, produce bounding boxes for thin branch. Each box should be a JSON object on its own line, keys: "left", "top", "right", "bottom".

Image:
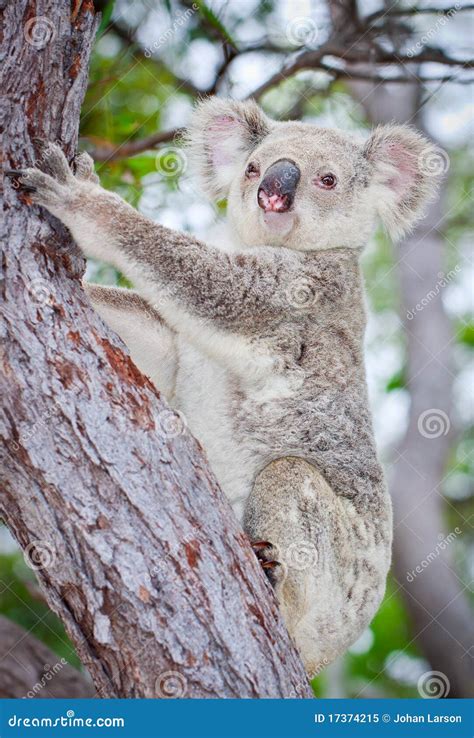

{"left": 0, "top": 617, "right": 95, "bottom": 699}
{"left": 366, "top": 4, "right": 474, "bottom": 25}
{"left": 251, "top": 41, "right": 473, "bottom": 98}
{"left": 316, "top": 67, "right": 473, "bottom": 85}
{"left": 86, "top": 65, "right": 471, "bottom": 163}
{"left": 180, "top": 0, "right": 239, "bottom": 51}
{"left": 86, "top": 127, "right": 183, "bottom": 162}
{"left": 84, "top": 9, "right": 474, "bottom": 162}
{"left": 102, "top": 16, "right": 201, "bottom": 97}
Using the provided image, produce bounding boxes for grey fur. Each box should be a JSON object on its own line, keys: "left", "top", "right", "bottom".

{"left": 10, "top": 99, "right": 441, "bottom": 676}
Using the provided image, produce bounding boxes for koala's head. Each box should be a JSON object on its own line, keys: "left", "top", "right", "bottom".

{"left": 186, "top": 97, "right": 441, "bottom": 251}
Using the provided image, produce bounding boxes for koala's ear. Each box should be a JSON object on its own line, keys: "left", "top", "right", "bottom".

{"left": 185, "top": 97, "right": 273, "bottom": 199}
{"left": 363, "top": 125, "right": 443, "bottom": 240}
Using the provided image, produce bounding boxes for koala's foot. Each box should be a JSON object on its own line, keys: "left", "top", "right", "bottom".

{"left": 6, "top": 143, "right": 98, "bottom": 214}
{"left": 251, "top": 540, "right": 281, "bottom": 586}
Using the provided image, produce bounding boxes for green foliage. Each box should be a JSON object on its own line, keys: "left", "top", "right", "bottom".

{"left": 0, "top": 551, "right": 80, "bottom": 667}
{"left": 457, "top": 321, "right": 474, "bottom": 347}
{"left": 97, "top": 0, "right": 116, "bottom": 37}
{"left": 385, "top": 368, "right": 407, "bottom": 392}
{"left": 194, "top": 1, "right": 239, "bottom": 48}
{"left": 346, "top": 582, "right": 422, "bottom": 698}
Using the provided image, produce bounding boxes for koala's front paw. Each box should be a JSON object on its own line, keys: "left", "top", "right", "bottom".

{"left": 6, "top": 143, "right": 98, "bottom": 215}
{"left": 251, "top": 540, "right": 281, "bottom": 587}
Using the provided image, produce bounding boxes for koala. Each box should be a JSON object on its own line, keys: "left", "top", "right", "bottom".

{"left": 7, "top": 98, "right": 440, "bottom": 677}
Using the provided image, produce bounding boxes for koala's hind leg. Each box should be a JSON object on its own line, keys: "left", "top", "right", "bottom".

{"left": 243, "top": 457, "right": 391, "bottom": 677}
{"left": 84, "top": 284, "right": 177, "bottom": 401}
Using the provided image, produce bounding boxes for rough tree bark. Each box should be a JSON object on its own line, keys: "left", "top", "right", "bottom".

{"left": 0, "top": 1, "right": 313, "bottom": 698}
{"left": 0, "top": 616, "right": 95, "bottom": 698}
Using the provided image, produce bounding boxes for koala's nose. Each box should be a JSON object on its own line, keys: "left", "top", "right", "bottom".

{"left": 257, "top": 159, "right": 300, "bottom": 213}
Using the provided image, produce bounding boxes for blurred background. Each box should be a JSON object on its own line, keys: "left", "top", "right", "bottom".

{"left": 1, "top": 0, "right": 472, "bottom": 698}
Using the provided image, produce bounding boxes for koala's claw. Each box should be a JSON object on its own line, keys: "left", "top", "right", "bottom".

{"left": 261, "top": 560, "right": 280, "bottom": 570}
{"left": 251, "top": 540, "right": 272, "bottom": 551}
{"left": 261, "top": 559, "right": 281, "bottom": 587}
{"left": 251, "top": 539, "right": 281, "bottom": 585}
{"left": 5, "top": 169, "right": 26, "bottom": 180}
{"left": 5, "top": 170, "right": 36, "bottom": 193}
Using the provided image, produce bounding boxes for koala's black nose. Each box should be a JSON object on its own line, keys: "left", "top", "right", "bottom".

{"left": 258, "top": 159, "right": 301, "bottom": 213}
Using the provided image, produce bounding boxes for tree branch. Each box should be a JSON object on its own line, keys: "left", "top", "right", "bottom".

{"left": 0, "top": 617, "right": 95, "bottom": 698}
{"left": 87, "top": 127, "right": 183, "bottom": 162}
{"left": 366, "top": 4, "right": 474, "bottom": 25}
{"left": 93, "top": 1, "right": 202, "bottom": 97}
{"left": 250, "top": 43, "right": 473, "bottom": 99}
{"left": 84, "top": 0, "right": 473, "bottom": 162}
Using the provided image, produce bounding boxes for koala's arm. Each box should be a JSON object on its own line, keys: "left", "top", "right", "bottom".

{"left": 84, "top": 283, "right": 178, "bottom": 400}
{"left": 8, "top": 146, "right": 303, "bottom": 337}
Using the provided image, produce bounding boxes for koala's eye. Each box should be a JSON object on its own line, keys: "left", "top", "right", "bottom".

{"left": 245, "top": 162, "right": 260, "bottom": 179}
{"left": 315, "top": 173, "right": 337, "bottom": 190}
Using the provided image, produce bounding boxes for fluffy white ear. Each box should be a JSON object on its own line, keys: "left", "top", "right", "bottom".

{"left": 184, "top": 97, "right": 273, "bottom": 199}
{"left": 364, "top": 125, "right": 443, "bottom": 240}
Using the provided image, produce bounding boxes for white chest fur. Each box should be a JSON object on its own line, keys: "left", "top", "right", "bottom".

{"left": 174, "top": 338, "right": 263, "bottom": 520}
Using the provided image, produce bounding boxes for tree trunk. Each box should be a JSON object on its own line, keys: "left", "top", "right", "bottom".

{"left": 0, "top": 1, "right": 312, "bottom": 699}
{"left": 0, "top": 616, "right": 95, "bottom": 698}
